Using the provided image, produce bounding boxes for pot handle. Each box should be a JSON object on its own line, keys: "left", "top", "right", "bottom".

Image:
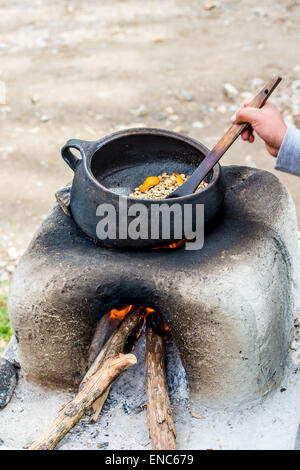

{"left": 61, "top": 139, "right": 89, "bottom": 171}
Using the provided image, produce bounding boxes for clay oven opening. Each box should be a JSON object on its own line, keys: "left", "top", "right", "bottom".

{"left": 29, "top": 303, "right": 184, "bottom": 450}
{"left": 87, "top": 305, "right": 171, "bottom": 370}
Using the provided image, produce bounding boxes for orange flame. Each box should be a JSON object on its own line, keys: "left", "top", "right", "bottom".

{"left": 163, "top": 320, "right": 170, "bottom": 333}
{"left": 151, "top": 239, "right": 186, "bottom": 250}
{"left": 108, "top": 305, "right": 170, "bottom": 337}
{"left": 109, "top": 305, "right": 133, "bottom": 320}
{"left": 101, "top": 240, "right": 186, "bottom": 250}
{"left": 144, "top": 307, "right": 156, "bottom": 317}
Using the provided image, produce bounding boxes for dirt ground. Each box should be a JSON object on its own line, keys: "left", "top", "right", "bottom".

{"left": 0, "top": 0, "right": 300, "bottom": 274}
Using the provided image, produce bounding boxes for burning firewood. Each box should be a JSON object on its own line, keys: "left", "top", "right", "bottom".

{"left": 87, "top": 314, "right": 121, "bottom": 369}
{"left": 85, "top": 313, "right": 121, "bottom": 422}
{"left": 30, "top": 307, "right": 142, "bottom": 450}
{"left": 30, "top": 306, "right": 176, "bottom": 450}
{"left": 80, "top": 306, "right": 142, "bottom": 388}
{"left": 29, "top": 353, "right": 136, "bottom": 450}
{"left": 145, "top": 315, "right": 176, "bottom": 450}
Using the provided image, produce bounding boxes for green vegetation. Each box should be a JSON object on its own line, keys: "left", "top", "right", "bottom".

{"left": 0, "top": 282, "right": 11, "bottom": 346}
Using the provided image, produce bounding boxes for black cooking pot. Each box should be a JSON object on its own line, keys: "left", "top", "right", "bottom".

{"left": 61, "top": 128, "right": 225, "bottom": 249}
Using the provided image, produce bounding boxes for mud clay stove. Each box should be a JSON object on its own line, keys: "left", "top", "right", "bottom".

{"left": 7, "top": 164, "right": 299, "bottom": 399}
{"left": 2, "top": 163, "right": 300, "bottom": 449}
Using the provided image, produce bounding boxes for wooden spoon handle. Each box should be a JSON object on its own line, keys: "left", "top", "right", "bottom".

{"left": 166, "top": 76, "right": 282, "bottom": 198}
{"left": 213, "top": 75, "right": 282, "bottom": 157}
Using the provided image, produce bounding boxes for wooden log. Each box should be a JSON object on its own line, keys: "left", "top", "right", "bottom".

{"left": 87, "top": 315, "right": 121, "bottom": 368}
{"left": 90, "top": 384, "right": 111, "bottom": 423}
{"left": 145, "top": 321, "right": 176, "bottom": 450}
{"left": 29, "top": 353, "right": 137, "bottom": 450}
{"left": 80, "top": 306, "right": 142, "bottom": 390}
{"left": 86, "top": 306, "right": 142, "bottom": 422}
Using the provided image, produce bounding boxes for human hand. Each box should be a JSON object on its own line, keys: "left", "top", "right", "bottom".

{"left": 231, "top": 101, "right": 287, "bottom": 157}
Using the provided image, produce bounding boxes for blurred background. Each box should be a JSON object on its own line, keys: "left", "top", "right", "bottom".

{"left": 0, "top": 0, "right": 300, "bottom": 350}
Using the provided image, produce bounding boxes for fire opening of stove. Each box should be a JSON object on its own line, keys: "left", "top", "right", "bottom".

{"left": 30, "top": 305, "right": 177, "bottom": 450}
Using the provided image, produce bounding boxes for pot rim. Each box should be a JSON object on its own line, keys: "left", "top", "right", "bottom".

{"left": 83, "top": 127, "right": 221, "bottom": 202}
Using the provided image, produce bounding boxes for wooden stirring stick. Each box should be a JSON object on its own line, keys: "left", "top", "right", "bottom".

{"left": 166, "top": 76, "right": 282, "bottom": 198}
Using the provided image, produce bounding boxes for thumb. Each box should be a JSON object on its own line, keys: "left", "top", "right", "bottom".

{"left": 232, "top": 106, "right": 262, "bottom": 125}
